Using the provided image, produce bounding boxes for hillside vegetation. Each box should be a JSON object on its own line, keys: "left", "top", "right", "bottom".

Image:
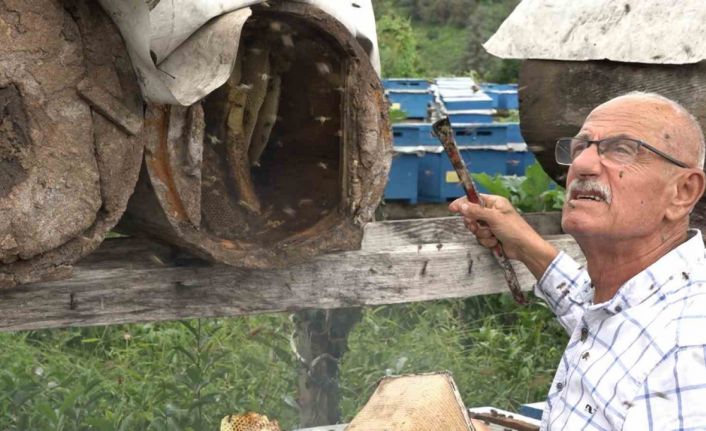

{"left": 373, "top": 0, "right": 521, "bottom": 81}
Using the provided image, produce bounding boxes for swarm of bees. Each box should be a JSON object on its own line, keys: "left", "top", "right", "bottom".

{"left": 220, "top": 412, "right": 281, "bottom": 431}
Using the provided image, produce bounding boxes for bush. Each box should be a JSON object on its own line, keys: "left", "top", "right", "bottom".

{"left": 473, "top": 162, "right": 565, "bottom": 213}
{"left": 0, "top": 317, "right": 299, "bottom": 430}
{"left": 0, "top": 295, "right": 568, "bottom": 429}
{"left": 339, "top": 295, "right": 567, "bottom": 419}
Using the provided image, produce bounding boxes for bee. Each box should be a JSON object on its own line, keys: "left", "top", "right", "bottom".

{"left": 314, "top": 116, "right": 331, "bottom": 125}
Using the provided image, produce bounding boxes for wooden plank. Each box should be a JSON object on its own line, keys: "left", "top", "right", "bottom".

{"left": 363, "top": 212, "right": 562, "bottom": 250}
{"left": 0, "top": 217, "right": 581, "bottom": 332}
{"left": 378, "top": 204, "right": 565, "bottom": 232}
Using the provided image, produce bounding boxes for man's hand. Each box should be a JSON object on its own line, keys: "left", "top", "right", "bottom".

{"left": 448, "top": 194, "right": 560, "bottom": 279}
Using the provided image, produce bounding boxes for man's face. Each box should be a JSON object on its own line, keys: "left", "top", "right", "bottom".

{"left": 561, "top": 98, "right": 677, "bottom": 241}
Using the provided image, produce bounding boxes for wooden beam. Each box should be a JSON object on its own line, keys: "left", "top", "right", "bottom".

{"left": 363, "top": 212, "right": 563, "bottom": 249}
{"left": 0, "top": 215, "right": 581, "bottom": 332}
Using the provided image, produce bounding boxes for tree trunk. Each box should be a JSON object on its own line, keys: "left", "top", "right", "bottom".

{"left": 293, "top": 308, "right": 362, "bottom": 427}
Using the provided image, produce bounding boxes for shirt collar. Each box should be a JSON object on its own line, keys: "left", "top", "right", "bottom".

{"left": 587, "top": 229, "right": 705, "bottom": 314}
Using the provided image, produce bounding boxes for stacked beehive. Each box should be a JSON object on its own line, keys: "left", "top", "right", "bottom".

{"left": 382, "top": 77, "right": 535, "bottom": 204}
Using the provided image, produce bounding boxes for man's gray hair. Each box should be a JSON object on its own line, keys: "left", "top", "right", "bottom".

{"left": 618, "top": 91, "right": 705, "bottom": 169}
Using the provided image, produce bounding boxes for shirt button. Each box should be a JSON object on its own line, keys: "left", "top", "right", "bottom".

{"left": 581, "top": 351, "right": 590, "bottom": 360}
{"left": 556, "top": 382, "right": 564, "bottom": 390}
{"left": 580, "top": 326, "right": 589, "bottom": 342}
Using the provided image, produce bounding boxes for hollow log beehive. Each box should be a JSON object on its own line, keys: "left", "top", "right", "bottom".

{"left": 0, "top": 0, "right": 144, "bottom": 287}
{"left": 120, "top": 2, "right": 392, "bottom": 268}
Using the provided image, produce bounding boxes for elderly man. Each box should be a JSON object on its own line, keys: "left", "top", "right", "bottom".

{"left": 450, "top": 92, "right": 706, "bottom": 429}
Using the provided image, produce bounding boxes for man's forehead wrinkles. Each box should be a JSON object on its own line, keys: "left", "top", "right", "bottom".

{"left": 581, "top": 114, "right": 663, "bottom": 143}
{"left": 574, "top": 129, "right": 644, "bottom": 141}
{"left": 609, "top": 133, "right": 639, "bottom": 140}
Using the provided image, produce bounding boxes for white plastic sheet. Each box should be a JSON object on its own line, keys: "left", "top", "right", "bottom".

{"left": 98, "top": 0, "right": 380, "bottom": 105}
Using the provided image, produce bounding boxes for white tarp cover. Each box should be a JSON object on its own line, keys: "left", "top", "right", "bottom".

{"left": 99, "top": 0, "right": 380, "bottom": 105}
{"left": 484, "top": 0, "right": 706, "bottom": 65}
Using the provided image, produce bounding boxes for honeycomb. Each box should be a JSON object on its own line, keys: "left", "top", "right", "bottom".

{"left": 220, "top": 412, "right": 282, "bottom": 431}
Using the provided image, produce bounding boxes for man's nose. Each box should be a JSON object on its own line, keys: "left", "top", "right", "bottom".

{"left": 570, "top": 143, "right": 603, "bottom": 177}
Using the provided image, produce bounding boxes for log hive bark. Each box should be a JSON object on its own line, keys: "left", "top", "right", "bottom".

{"left": 519, "top": 59, "right": 706, "bottom": 230}
{"left": 0, "top": 0, "right": 143, "bottom": 288}
{"left": 120, "top": 3, "right": 392, "bottom": 268}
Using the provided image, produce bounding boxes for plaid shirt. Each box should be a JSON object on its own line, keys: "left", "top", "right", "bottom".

{"left": 534, "top": 230, "right": 706, "bottom": 430}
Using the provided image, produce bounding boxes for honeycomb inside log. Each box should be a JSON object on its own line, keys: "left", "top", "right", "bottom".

{"left": 201, "top": 11, "right": 344, "bottom": 244}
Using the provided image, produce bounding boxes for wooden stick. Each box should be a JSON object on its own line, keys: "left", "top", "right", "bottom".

{"left": 432, "top": 118, "right": 527, "bottom": 304}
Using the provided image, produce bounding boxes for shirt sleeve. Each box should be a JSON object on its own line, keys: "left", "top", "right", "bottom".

{"left": 533, "top": 251, "right": 592, "bottom": 335}
{"left": 622, "top": 345, "right": 706, "bottom": 430}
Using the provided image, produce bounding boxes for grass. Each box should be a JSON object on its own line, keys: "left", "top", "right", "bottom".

{"left": 0, "top": 295, "right": 567, "bottom": 430}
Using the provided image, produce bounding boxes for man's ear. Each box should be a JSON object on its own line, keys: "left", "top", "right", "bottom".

{"left": 665, "top": 169, "right": 706, "bottom": 221}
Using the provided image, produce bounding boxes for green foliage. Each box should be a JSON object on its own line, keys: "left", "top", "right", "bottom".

{"left": 0, "top": 317, "right": 298, "bottom": 430}
{"left": 339, "top": 296, "right": 567, "bottom": 419}
{"left": 409, "top": 0, "right": 478, "bottom": 27}
{"left": 464, "top": 0, "right": 521, "bottom": 82}
{"left": 389, "top": 108, "right": 408, "bottom": 124}
{"left": 412, "top": 24, "right": 470, "bottom": 77}
{"left": 493, "top": 110, "right": 520, "bottom": 123}
{"left": 373, "top": 0, "right": 521, "bottom": 82}
{"left": 377, "top": 15, "right": 421, "bottom": 77}
{"left": 473, "top": 162, "right": 565, "bottom": 212}
{"left": 0, "top": 300, "right": 567, "bottom": 430}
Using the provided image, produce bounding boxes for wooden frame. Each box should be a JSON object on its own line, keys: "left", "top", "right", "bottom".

{"left": 0, "top": 214, "right": 582, "bottom": 332}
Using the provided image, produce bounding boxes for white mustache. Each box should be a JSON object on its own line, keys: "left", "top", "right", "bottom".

{"left": 567, "top": 179, "right": 612, "bottom": 204}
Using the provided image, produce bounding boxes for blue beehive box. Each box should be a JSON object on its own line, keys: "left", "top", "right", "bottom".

{"left": 418, "top": 147, "right": 534, "bottom": 202}
{"left": 391, "top": 123, "right": 437, "bottom": 146}
{"left": 519, "top": 402, "right": 546, "bottom": 421}
{"left": 441, "top": 94, "right": 494, "bottom": 111}
{"left": 498, "top": 90, "right": 519, "bottom": 110}
{"left": 383, "top": 78, "right": 431, "bottom": 91}
{"left": 453, "top": 123, "right": 508, "bottom": 146}
{"left": 384, "top": 150, "right": 422, "bottom": 204}
{"left": 480, "top": 83, "right": 518, "bottom": 92}
{"left": 447, "top": 110, "right": 493, "bottom": 124}
{"left": 387, "top": 90, "right": 433, "bottom": 119}
{"left": 480, "top": 83, "right": 519, "bottom": 110}
{"left": 506, "top": 149, "right": 537, "bottom": 176}
{"left": 506, "top": 122, "right": 524, "bottom": 142}
{"left": 522, "top": 150, "right": 538, "bottom": 172}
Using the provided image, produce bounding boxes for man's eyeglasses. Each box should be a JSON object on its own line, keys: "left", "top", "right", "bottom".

{"left": 555, "top": 137, "right": 689, "bottom": 168}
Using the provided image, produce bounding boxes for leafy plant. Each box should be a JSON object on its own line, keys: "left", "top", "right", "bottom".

{"left": 339, "top": 296, "right": 567, "bottom": 419}
{"left": 493, "top": 109, "right": 520, "bottom": 123}
{"left": 0, "top": 317, "right": 299, "bottom": 430}
{"left": 389, "top": 107, "right": 408, "bottom": 124}
{"left": 377, "top": 15, "right": 420, "bottom": 77}
{"left": 473, "top": 162, "right": 565, "bottom": 212}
